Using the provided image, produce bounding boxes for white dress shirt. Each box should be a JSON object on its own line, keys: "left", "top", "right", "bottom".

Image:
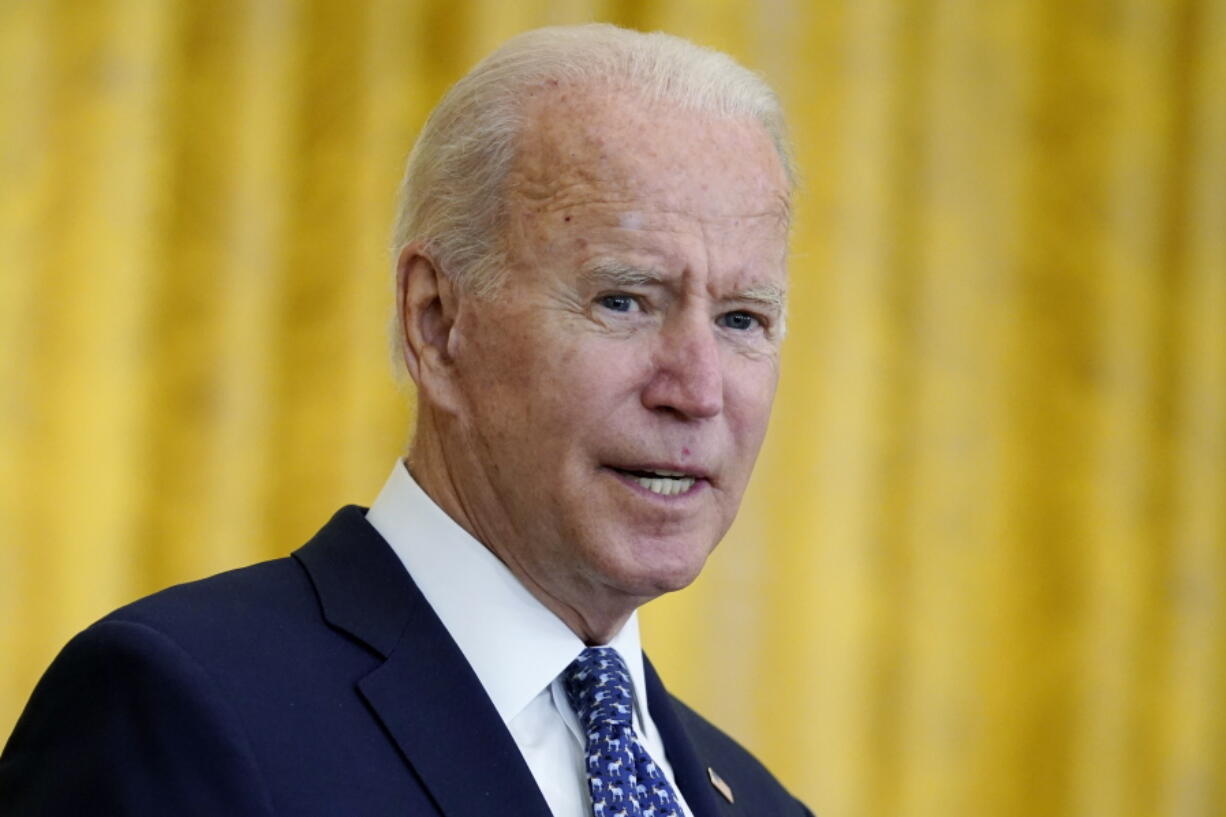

{"left": 366, "top": 460, "right": 692, "bottom": 817}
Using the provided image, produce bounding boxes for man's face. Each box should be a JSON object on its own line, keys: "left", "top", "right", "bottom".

{"left": 439, "top": 86, "right": 790, "bottom": 624}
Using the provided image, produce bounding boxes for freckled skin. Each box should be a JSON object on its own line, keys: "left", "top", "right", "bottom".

{"left": 408, "top": 83, "right": 790, "bottom": 644}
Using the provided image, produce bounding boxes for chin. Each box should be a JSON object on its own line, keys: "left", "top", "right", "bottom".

{"left": 598, "top": 536, "right": 714, "bottom": 599}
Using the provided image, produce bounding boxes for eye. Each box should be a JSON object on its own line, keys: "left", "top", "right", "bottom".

{"left": 717, "top": 310, "right": 762, "bottom": 331}
{"left": 598, "top": 293, "right": 639, "bottom": 313}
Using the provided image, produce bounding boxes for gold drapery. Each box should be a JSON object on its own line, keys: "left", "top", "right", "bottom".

{"left": 2, "top": 1, "right": 1223, "bottom": 814}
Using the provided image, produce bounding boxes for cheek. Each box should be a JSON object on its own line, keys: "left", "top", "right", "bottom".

{"left": 726, "top": 361, "right": 779, "bottom": 448}
{"left": 551, "top": 349, "right": 646, "bottom": 441}
{"left": 455, "top": 321, "right": 550, "bottom": 445}
{"left": 468, "top": 336, "right": 599, "bottom": 440}
{"left": 532, "top": 339, "right": 582, "bottom": 393}
{"left": 553, "top": 334, "right": 653, "bottom": 398}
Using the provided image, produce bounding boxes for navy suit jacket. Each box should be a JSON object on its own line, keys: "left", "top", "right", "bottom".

{"left": 0, "top": 506, "right": 811, "bottom": 816}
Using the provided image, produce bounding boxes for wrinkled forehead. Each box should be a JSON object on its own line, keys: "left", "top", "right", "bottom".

{"left": 506, "top": 82, "right": 790, "bottom": 223}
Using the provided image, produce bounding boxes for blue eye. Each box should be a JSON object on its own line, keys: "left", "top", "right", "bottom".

{"left": 599, "top": 294, "right": 636, "bottom": 312}
{"left": 719, "top": 311, "right": 760, "bottom": 331}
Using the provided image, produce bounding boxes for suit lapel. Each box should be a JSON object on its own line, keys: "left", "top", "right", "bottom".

{"left": 357, "top": 615, "right": 553, "bottom": 817}
{"left": 644, "top": 656, "right": 731, "bottom": 817}
{"left": 295, "top": 507, "right": 551, "bottom": 817}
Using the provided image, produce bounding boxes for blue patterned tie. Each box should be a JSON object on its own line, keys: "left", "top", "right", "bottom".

{"left": 564, "top": 647, "right": 684, "bottom": 817}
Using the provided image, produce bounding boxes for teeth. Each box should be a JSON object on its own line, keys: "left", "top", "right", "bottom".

{"left": 633, "top": 475, "right": 696, "bottom": 496}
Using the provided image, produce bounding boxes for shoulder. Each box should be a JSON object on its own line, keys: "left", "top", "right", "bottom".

{"left": 667, "top": 694, "right": 813, "bottom": 817}
{"left": 0, "top": 567, "right": 295, "bottom": 816}
{"left": 12, "top": 549, "right": 327, "bottom": 733}
{"left": 94, "top": 505, "right": 386, "bottom": 677}
{"left": 0, "top": 512, "right": 386, "bottom": 816}
{"left": 84, "top": 523, "right": 387, "bottom": 710}
{"left": 105, "top": 555, "right": 317, "bottom": 649}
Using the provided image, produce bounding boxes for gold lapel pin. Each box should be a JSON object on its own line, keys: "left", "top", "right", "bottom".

{"left": 708, "top": 767, "right": 734, "bottom": 804}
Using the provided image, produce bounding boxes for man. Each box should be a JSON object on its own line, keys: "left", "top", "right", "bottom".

{"left": 0, "top": 24, "right": 810, "bottom": 817}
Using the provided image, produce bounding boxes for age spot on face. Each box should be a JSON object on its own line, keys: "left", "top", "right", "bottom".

{"left": 619, "top": 211, "right": 644, "bottom": 231}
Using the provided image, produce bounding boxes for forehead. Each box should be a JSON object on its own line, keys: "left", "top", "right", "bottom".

{"left": 507, "top": 82, "right": 790, "bottom": 227}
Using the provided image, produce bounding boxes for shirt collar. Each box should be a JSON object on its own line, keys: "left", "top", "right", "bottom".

{"left": 365, "top": 460, "right": 649, "bottom": 727}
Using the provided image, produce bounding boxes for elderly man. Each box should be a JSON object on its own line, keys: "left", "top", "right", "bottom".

{"left": 0, "top": 24, "right": 810, "bottom": 817}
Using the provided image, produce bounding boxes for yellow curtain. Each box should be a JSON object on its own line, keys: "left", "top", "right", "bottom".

{"left": 2, "top": 1, "right": 1223, "bottom": 815}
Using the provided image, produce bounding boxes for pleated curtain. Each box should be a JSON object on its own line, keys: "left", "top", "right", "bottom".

{"left": 1, "top": 2, "right": 1223, "bottom": 816}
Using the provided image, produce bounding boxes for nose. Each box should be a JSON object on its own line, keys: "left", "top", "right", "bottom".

{"left": 641, "top": 313, "right": 724, "bottom": 420}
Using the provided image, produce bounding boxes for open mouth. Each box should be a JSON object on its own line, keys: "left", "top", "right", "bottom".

{"left": 608, "top": 467, "right": 699, "bottom": 497}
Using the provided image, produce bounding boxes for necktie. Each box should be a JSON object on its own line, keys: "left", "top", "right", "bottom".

{"left": 564, "top": 647, "right": 684, "bottom": 817}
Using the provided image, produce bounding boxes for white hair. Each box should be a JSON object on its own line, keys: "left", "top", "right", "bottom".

{"left": 390, "top": 23, "right": 794, "bottom": 365}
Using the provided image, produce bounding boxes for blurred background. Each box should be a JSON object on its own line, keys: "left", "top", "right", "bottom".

{"left": 2, "top": 0, "right": 1223, "bottom": 815}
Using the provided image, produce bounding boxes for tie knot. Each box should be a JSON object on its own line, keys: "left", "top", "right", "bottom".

{"left": 563, "top": 646, "right": 634, "bottom": 730}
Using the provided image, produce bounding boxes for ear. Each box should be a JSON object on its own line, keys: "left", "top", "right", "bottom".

{"left": 396, "top": 244, "right": 463, "bottom": 414}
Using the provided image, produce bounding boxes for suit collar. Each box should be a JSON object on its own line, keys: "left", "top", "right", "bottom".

{"left": 293, "top": 507, "right": 725, "bottom": 817}
{"left": 365, "top": 462, "right": 653, "bottom": 731}
{"left": 294, "top": 507, "right": 552, "bottom": 817}
{"left": 645, "top": 657, "right": 731, "bottom": 817}
{"left": 293, "top": 506, "right": 410, "bottom": 657}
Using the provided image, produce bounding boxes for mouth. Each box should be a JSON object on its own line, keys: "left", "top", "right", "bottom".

{"left": 605, "top": 465, "right": 707, "bottom": 497}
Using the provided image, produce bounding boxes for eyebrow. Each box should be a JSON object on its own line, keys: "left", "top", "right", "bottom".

{"left": 734, "top": 283, "right": 787, "bottom": 314}
{"left": 581, "top": 259, "right": 666, "bottom": 289}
